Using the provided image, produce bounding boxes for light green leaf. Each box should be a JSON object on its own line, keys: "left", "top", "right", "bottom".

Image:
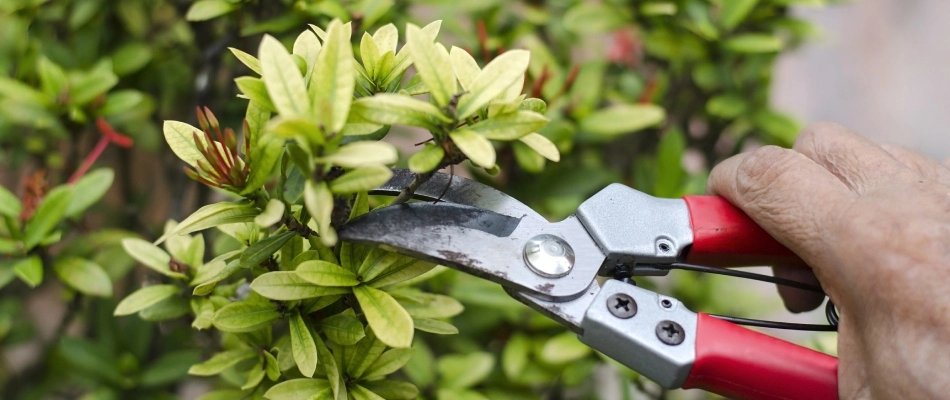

{"left": 449, "top": 130, "right": 495, "bottom": 168}
{"left": 189, "top": 348, "right": 258, "bottom": 376}
{"left": 265, "top": 378, "right": 331, "bottom": 400}
{"left": 139, "top": 350, "right": 202, "bottom": 388}
{"left": 519, "top": 133, "right": 560, "bottom": 162}
{"left": 235, "top": 77, "right": 277, "bottom": 113}
{"left": 0, "top": 185, "right": 22, "bottom": 218}
{"left": 437, "top": 352, "right": 494, "bottom": 389}
{"left": 346, "top": 331, "right": 388, "bottom": 380}
{"left": 367, "top": 259, "right": 437, "bottom": 288}
{"left": 563, "top": 3, "right": 628, "bottom": 34}
{"left": 752, "top": 110, "right": 801, "bottom": 146}
{"left": 260, "top": 35, "right": 310, "bottom": 117}
{"left": 408, "top": 144, "right": 445, "bottom": 173}
{"left": 372, "top": 24, "right": 398, "bottom": 54}
{"left": 185, "top": 0, "right": 236, "bottom": 21}
{"left": 197, "top": 390, "right": 247, "bottom": 400}
{"left": 540, "top": 331, "right": 591, "bottom": 364}
{"left": 53, "top": 257, "right": 112, "bottom": 297}
{"left": 114, "top": 284, "right": 179, "bottom": 316}
{"left": 721, "top": 0, "right": 759, "bottom": 30}
{"left": 66, "top": 169, "right": 114, "bottom": 218}
{"left": 412, "top": 317, "right": 458, "bottom": 335}
{"left": 724, "top": 34, "right": 784, "bottom": 53}
{"left": 361, "top": 381, "right": 418, "bottom": 400}
{"left": 112, "top": 42, "right": 153, "bottom": 76}
{"left": 655, "top": 129, "right": 686, "bottom": 197}
{"left": 122, "top": 238, "right": 187, "bottom": 279}
{"left": 255, "top": 199, "right": 286, "bottom": 228}
{"left": 289, "top": 311, "right": 318, "bottom": 377}
{"left": 329, "top": 166, "right": 392, "bottom": 194}
{"left": 230, "top": 47, "right": 262, "bottom": 75}
{"left": 310, "top": 20, "right": 354, "bottom": 135}
{"left": 356, "top": 249, "right": 402, "bottom": 282}
{"left": 321, "top": 311, "right": 365, "bottom": 346}
{"left": 212, "top": 300, "right": 280, "bottom": 332}
{"left": 579, "top": 104, "right": 666, "bottom": 140}
{"left": 449, "top": 46, "right": 480, "bottom": 90}
{"left": 501, "top": 333, "right": 529, "bottom": 379}
{"left": 264, "top": 350, "right": 280, "bottom": 381}
{"left": 163, "top": 121, "right": 211, "bottom": 167}
{"left": 353, "top": 285, "right": 413, "bottom": 348}
{"left": 319, "top": 141, "right": 398, "bottom": 168}
{"left": 268, "top": 116, "right": 324, "bottom": 145}
{"left": 242, "top": 360, "right": 266, "bottom": 390}
{"left": 350, "top": 385, "right": 385, "bottom": 400}
{"left": 251, "top": 271, "right": 351, "bottom": 300}
{"left": 241, "top": 232, "right": 296, "bottom": 268}
{"left": 37, "top": 56, "right": 67, "bottom": 99}
{"left": 23, "top": 186, "right": 72, "bottom": 250}
{"left": 192, "top": 298, "right": 215, "bottom": 330}
{"left": 360, "top": 32, "right": 381, "bottom": 79}
{"left": 12, "top": 256, "right": 43, "bottom": 288}
{"left": 362, "top": 348, "right": 414, "bottom": 379}
{"left": 69, "top": 61, "right": 118, "bottom": 105}
{"left": 351, "top": 93, "right": 450, "bottom": 128}
{"left": 296, "top": 260, "right": 360, "bottom": 287}
{"left": 403, "top": 341, "right": 434, "bottom": 388}
{"left": 406, "top": 23, "right": 455, "bottom": 107}
{"left": 382, "top": 20, "right": 440, "bottom": 87}
{"left": 707, "top": 94, "right": 748, "bottom": 118}
{"left": 156, "top": 201, "right": 259, "bottom": 244}
{"left": 193, "top": 260, "right": 242, "bottom": 295}
{"left": 293, "top": 30, "right": 322, "bottom": 84}
{"left": 641, "top": 2, "right": 677, "bottom": 16}
{"left": 303, "top": 180, "right": 336, "bottom": 246}
{"left": 399, "top": 292, "right": 464, "bottom": 319}
{"left": 139, "top": 295, "right": 190, "bottom": 321}
{"left": 468, "top": 110, "right": 547, "bottom": 140}
{"left": 456, "top": 50, "right": 529, "bottom": 119}
{"left": 246, "top": 100, "right": 271, "bottom": 146}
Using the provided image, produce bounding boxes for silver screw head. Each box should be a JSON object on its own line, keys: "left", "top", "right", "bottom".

{"left": 523, "top": 234, "right": 575, "bottom": 278}
{"left": 655, "top": 320, "right": 685, "bottom": 345}
{"left": 607, "top": 293, "right": 637, "bottom": 319}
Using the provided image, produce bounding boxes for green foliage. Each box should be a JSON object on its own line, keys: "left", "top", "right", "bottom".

{"left": 0, "top": 0, "right": 842, "bottom": 398}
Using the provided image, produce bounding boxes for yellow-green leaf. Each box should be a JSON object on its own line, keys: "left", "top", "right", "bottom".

{"left": 296, "top": 260, "right": 360, "bottom": 287}
{"left": 23, "top": 186, "right": 72, "bottom": 250}
{"left": 65, "top": 168, "right": 113, "bottom": 218}
{"left": 540, "top": 331, "right": 591, "bottom": 364}
{"left": 519, "top": 133, "right": 560, "bottom": 162}
{"left": 268, "top": 116, "right": 325, "bottom": 145}
{"left": 293, "top": 30, "right": 322, "bottom": 84}
{"left": 259, "top": 35, "right": 310, "bottom": 117}
{"left": 229, "top": 47, "right": 262, "bottom": 75}
{"left": 156, "top": 201, "right": 259, "bottom": 244}
{"left": 406, "top": 23, "right": 455, "bottom": 107}
{"left": 724, "top": 34, "right": 783, "bottom": 53}
{"left": 289, "top": 311, "right": 318, "bottom": 377}
{"left": 321, "top": 311, "right": 365, "bottom": 346}
{"left": 412, "top": 317, "right": 458, "bottom": 335}
{"left": 353, "top": 285, "right": 413, "bottom": 348}
{"left": 360, "top": 32, "right": 381, "bottom": 79}
{"left": 456, "top": 50, "right": 529, "bottom": 119}
{"left": 320, "top": 141, "right": 398, "bottom": 168}
{"left": 449, "top": 46, "right": 480, "bottom": 91}
{"left": 235, "top": 77, "right": 277, "bottom": 113}
{"left": 362, "top": 348, "right": 414, "bottom": 379}
{"left": 351, "top": 93, "right": 450, "bottom": 129}
{"left": 579, "top": 104, "right": 665, "bottom": 140}
{"left": 0, "top": 185, "right": 22, "bottom": 218}
{"left": 437, "top": 352, "right": 494, "bottom": 389}
{"left": 468, "top": 110, "right": 547, "bottom": 140}
{"left": 310, "top": 20, "right": 354, "bottom": 135}
{"left": 114, "top": 284, "right": 179, "bottom": 316}
{"left": 122, "top": 238, "right": 187, "bottom": 279}
{"left": 255, "top": 199, "right": 285, "bottom": 228}
{"left": 251, "top": 271, "right": 351, "bottom": 300}
{"left": 185, "top": 0, "right": 236, "bottom": 21}
{"left": 264, "top": 378, "right": 331, "bottom": 400}
{"left": 54, "top": 257, "right": 112, "bottom": 297}
{"left": 12, "top": 256, "right": 42, "bottom": 287}
{"left": 188, "top": 348, "right": 257, "bottom": 376}
{"left": 372, "top": 24, "right": 398, "bottom": 54}
{"left": 408, "top": 144, "right": 445, "bottom": 173}
{"left": 303, "top": 180, "right": 336, "bottom": 246}
{"left": 212, "top": 300, "right": 280, "bottom": 332}
{"left": 163, "top": 121, "right": 211, "bottom": 167}
{"left": 720, "top": 0, "right": 758, "bottom": 30}
{"left": 350, "top": 385, "right": 385, "bottom": 400}
{"left": 329, "top": 166, "right": 392, "bottom": 194}
{"left": 449, "top": 130, "right": 495, "bottom": 168}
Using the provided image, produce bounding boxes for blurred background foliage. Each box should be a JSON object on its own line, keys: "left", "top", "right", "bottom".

{"left": 0, "top": 0, "right": 843, "bottom": 399}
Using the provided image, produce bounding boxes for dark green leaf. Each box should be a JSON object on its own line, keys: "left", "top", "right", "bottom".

{"left": 241, "top": 231, "right": 296, "bottom": 268}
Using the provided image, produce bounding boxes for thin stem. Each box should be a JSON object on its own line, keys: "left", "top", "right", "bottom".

{"left": 67, "top": 136, "right": 109, "bottom": 185}
{"left": 389, "top": 172, "right": 435, "bottom": 205}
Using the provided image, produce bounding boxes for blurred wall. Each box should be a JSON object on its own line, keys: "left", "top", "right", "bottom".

{"left": 774, "top": 0, "right": 950, "bottom": 161}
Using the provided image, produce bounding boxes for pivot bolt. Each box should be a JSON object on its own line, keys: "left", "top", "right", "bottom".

{"left": 656, "top": 320, "right": 685, "bottom": 345}
{"left": 523, "top": 234, "right": 575, "bottom": 278}
{"left": 607, "top": 293, "right": 637, "bottom": 319}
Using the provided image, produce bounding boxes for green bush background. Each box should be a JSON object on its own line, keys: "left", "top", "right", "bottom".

{"left": 0, "top": 0, "right": 841, "bottom": 399}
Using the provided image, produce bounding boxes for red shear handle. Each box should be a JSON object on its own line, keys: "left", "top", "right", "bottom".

{"left": 682, "top": 195, "right": 803, "bottom": 267}
{"left": 684, "top": 313, "right": 838, "bottom": 400}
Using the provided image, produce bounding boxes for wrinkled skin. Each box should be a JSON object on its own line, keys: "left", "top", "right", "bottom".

{"left": 708, "top": 122, "right": 950, "bottom": 400}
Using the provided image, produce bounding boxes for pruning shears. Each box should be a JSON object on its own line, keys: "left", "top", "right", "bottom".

{"left": 339, "top": 169, "right": 838, "bottom": 400}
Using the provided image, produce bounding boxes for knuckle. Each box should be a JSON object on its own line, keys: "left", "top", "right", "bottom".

{"left": 735, "top": 146, "right": 800, "bottom": 199}
{"left": 796, "top": 121, "right": 850, "bottom": 156}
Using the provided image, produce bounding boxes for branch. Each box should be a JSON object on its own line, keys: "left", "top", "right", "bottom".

{"left": 389, "top": 171, "right": 435, "bottom": 206}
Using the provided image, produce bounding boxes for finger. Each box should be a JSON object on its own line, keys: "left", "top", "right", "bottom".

{"left": 708, "top": 146, "right": 852, "bottom": 272}
{"left": 772, "top": 266, "right": 825, "bottom": 313}
{"left": 793, "top": 122, "right": 912, "bottom": 193}
{"left": 880, "top": 143, "right": 950, "bottom": 186}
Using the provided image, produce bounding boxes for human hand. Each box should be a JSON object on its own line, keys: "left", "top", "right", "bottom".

{"left": 707, "top": 122, "right": 950, "bottom": 399}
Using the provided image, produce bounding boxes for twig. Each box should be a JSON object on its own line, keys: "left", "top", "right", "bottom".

{"left": 389, "top": 172, "right": 435, "bottom": 205}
